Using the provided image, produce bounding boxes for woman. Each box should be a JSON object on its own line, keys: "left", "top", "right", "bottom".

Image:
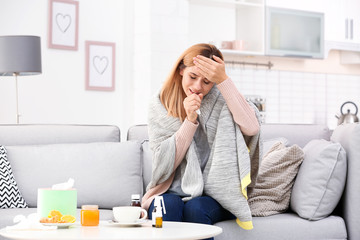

{"left": 142, "top": 43, "right": 261, "bottom": 233}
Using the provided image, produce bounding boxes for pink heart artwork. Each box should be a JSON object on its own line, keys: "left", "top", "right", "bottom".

{"left": 56, "top": 13, "right": 72, "bottom": 33}
{"left": 93, "top": 56, "right": 109, "bottom": 75}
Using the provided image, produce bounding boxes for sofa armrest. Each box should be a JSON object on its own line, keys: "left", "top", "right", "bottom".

{"left": 331, "top": 123, "right": 360, "bottom": 240}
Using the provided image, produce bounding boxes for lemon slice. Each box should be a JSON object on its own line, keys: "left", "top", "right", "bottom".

{"left": 48, "top": 210, "right": 63, "bottom": 219}
{"left": 60, "top": 215, "right": 76, "bottom": 223}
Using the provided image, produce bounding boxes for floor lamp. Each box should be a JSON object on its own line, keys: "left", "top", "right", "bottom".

{"left": 0, "top": 36, "right": 42, "bottom": 124}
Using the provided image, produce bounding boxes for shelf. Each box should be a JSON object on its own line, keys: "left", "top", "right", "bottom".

{"left": 189, "top": 0, "right": 264, "bottom": 8}
{"left": 220, "top": 49, "right": 264, "bottom": 56}
{"left": 189, "top": 0, "right": 265, "bottom": 57}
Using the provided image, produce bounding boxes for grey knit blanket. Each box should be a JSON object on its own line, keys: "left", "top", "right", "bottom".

{"left": 147, "top": 86, "right": 262, "bottom": 229}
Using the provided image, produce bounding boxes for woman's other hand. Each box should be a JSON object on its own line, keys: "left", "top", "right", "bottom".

{"left": 193, "top": 55, "right": 229, "bottom": 85}
{"left": 183, "top": 93, "right": 203, "bottom": 123}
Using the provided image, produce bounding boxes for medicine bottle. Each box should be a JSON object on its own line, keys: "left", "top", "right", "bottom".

{"left": 152, "top": 196, "right": 166, "bottom": 228}
{"left": 155, "top": 207, "right": 163, "bottom": 228}
{"left": 81, "top": 205, "right": 99, "bottom": 226}
{"left": 151, "top": 207, "right": 157, "bottom": 227}
{"left": 131, "top": 194, "right": 141, "bottom": 207}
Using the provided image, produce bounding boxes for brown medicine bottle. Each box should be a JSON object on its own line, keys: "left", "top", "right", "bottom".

{"left": 131, "top": 194, "right": 141, "bottom": 207}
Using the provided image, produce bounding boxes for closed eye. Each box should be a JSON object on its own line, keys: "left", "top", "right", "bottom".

{"left": 189, "top": 72, "right": 198, "bottom": 80}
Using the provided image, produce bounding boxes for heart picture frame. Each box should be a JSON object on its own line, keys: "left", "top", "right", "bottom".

{"left": 85, "top": 41, "right": 116, "bottom": 91}
{"left": 48, "top": 0, "right": 79, "bottom": 50}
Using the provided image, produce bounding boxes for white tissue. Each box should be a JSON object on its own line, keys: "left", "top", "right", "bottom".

{"left": 6, "top": 213, "right": 56, "bottom": 230}
{"left": 196, "top": 109, "right": 201, "bottom": 115}
{"left": 51, "top": 178, "right": 75, "bottom": 190}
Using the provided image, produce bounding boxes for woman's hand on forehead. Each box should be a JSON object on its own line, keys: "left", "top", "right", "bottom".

{"left": 193, "top": 55, "right": 228, "bottom": 85}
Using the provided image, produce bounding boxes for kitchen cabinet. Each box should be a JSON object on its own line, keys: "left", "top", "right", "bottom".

{"left": 189, "top": 0, "right": 360, "bottom": 58}
{"left": 324, "top": 0, "right": 345, "bottom": 43}
{"left": 267, "top": 0, "right": 360, "bottom": 53}
{"left": 235, "top": 0, "right": 265, "bottom": 55}
{"left": 346, "top": 0, "right": 360, "bottom": 43}
{"left": 265, "top": 0, "right": 325, "bottom": 13}
{"left": 188, "top": 0, "right": 265, "bottom": 55}
{"left": 265, "top": 7, "right": 324, "bottom": 58}
{"left": 324, "top": 0, "right": 360, "bottom": 52}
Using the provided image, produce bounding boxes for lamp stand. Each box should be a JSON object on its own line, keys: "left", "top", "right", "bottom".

{"left": 14, "top": 72, "right": 20, "bottom": 124}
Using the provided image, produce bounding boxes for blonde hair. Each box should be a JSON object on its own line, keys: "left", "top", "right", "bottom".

{"left": 160, "top": 43, "right": 224, "bottom": 122}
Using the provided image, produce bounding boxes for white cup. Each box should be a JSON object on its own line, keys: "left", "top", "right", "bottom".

{"left": 112, "top": 206, "right": 147, "bottom": 223}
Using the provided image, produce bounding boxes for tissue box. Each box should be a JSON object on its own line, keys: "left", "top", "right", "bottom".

{"left": 37, "top": 189, "right": 77, "bottom": 218}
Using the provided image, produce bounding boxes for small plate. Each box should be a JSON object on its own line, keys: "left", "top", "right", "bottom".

{"left": 108, "top": 219, "right": 148, "bottom": 227}
{"left": 42, "top": 223, "right": 75, "bottom": 228}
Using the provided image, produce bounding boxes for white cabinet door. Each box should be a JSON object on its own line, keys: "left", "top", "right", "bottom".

{"left": 325, "top": 0, "right": 360, "bottom": 44}
{"left": 324, "top": 0, "right": 346, "bottom": 42}
{"left": 347, "top": 0, "right": 360, "bottom": 43}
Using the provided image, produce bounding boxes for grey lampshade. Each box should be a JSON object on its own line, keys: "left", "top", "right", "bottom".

{"left": 0, "top": 35, "right": 42, "bottom": 76}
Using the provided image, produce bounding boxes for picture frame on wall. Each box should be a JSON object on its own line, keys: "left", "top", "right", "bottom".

{"left": 48, "top": 0, "right": 79, "bottom": 50}
{"left": 85, "top": 41, "right": 116, "bottom": 91}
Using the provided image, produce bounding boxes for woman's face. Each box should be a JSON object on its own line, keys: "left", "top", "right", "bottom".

{"left": 180, "top": 66, "right": 214, "bottom": 97}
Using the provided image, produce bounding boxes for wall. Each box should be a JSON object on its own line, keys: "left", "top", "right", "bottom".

{"left": 0, "top": 0, "right": 133, "bottom": 139}
{"left": 132, "top": 0, "right": 189, "bottom": 126}
{"left": 1, "top": 0, "right": 359, "bottom": 138}
{"left": 0, "top": 0, "right": 191, "bottom": 140}
{"left": 227, "top": 67, "right": 360, "bottom": 130}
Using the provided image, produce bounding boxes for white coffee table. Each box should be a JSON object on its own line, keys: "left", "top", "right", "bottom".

{"left": 0, "top": 220, "right": 222, "bottom": 240}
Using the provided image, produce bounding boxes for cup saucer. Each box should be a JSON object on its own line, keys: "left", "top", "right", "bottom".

{"left": 107, "top": 219, "right": 148, "bottom": 227}
{"left": 42, "top": 222, "right": 75, "bottom": 228}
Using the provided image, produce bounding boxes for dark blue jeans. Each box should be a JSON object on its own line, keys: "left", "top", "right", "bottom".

{"left": 148, "top": 193, "right": 235, "bottom": 240}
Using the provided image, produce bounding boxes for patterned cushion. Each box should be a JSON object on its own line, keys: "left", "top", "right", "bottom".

{"left": 262, "top": 137, "right": 289, "bottom": 156}
{"left": 0, "top": 145, "right": 27, "bottom": 208}
{"left": 248, "top": 142, "right": 304, "bottom": 216}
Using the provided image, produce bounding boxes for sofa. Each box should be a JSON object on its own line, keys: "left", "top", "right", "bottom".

{"left": 0, "top": 123, "right": 359, "bottom": 240}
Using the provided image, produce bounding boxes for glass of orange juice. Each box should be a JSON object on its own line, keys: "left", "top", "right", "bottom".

{"left": 81, "top": 205, "right": 99, "bottom": 226}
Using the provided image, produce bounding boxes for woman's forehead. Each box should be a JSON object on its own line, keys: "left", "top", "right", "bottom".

{"left": 186, "top": 66, "right": 205, "bottom": 78}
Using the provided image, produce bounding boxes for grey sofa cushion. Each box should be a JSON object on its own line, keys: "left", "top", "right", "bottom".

{"left": 214, "top": 213, "right": 347, "bottom": 240}
{"left": 291, "top": 139, "right": 347, "bottom": 220}
{"left": 261, "top": 124, "right": 331, "bottom": 148}
{"left": 141, "top": 141, "right": 152, "bottom": 192}
{"left": 6, "top": 142, "right": 142, "bottom": 209}
{"left": 127, "top": 124, "right": 148, "bottom": 141}
{"left": 331, "top": 123, "right": 360, "bottom": 240}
